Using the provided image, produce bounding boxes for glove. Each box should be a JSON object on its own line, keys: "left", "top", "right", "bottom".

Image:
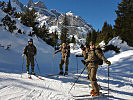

{"left": 22, "top": 54, "right": 25, "bottom": 57}
{"left": 106, "top": 61, "right": 111, "bottom": 66}
{"left": 81, "top": 60, "right": 86, "bottom": 65}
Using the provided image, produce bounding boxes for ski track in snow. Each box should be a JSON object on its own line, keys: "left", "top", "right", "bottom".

{"left": 0, "top": 73, "right": 74, "bottom": 100}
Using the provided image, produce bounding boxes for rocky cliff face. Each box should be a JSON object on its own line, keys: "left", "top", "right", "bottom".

{"left": 45, "top": 11, "right": 93, "bottom": 36}
{"left": 34, "top": 1, "right": 47, "bottom": 9}
{"left": 27, "top": 0, "right": 34, "bottom": 7}
{"left": 50, "top": 10, "right": 61, "bottom": 18}
{"left": 12, "top": 0, "right": 25, "bottom": 11}
{"left": 28, "top": 0, "right": 47, "bottom": 9}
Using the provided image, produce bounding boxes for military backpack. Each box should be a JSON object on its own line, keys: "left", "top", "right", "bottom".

{"left": 95, "top": 48, "right": 103, "bottom": 65}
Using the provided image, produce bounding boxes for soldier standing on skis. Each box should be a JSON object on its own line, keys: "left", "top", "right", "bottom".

{"left": 76, "top": 44, "right": 90, "bottom": 79}
{"left": 85, "top": 41, "right": 111, "bottom": 96}
{"left": 22, "top": 38, "right": 37, "bottom": 75}
{"left": 53, "top": 43, "right": 70, "bottom": 75}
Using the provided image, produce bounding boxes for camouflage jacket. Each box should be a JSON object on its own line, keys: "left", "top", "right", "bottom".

{"left": 23, "top": 44, "right": 37, "bottom": 57}
{"left": 55, "top": 47, "right": 70, "bottom": 59}
{"left": 85, "top": 48, "right": 108, "bottom": 63}
{"left": 82, "top": 50, "right": 90, "bottom": 60}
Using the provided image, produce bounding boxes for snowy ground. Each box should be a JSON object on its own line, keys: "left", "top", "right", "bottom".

{"left": 0, "top": 29, "right": 133, "bottom": 100}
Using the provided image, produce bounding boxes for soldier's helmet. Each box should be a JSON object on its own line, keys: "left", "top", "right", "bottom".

{"left": 28, "top": 38, "right": 33, "bottom": 43}
{"left": 80, "top": 44, "right": 84, "bottom": 48}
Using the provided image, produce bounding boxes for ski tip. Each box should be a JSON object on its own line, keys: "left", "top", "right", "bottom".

{"left": 28, "top": 77, "right": 32, "bottom": 79}
{"left": 39, "top": 77, "right": 43, "bottom": 80}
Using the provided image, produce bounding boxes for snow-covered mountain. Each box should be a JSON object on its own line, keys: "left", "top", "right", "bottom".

{"left": 12, "top": 0, "right": 93, "bottom": 39}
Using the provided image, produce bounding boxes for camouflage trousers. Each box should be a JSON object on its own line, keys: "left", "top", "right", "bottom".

{"left": 59, "top": 58, "right": 69, "bottom": 72}
{"left": 87, "top": 63, "right": 99, "bottom": 93}
{"left": 26, "top": 56, "right": 34, "bottom": 71}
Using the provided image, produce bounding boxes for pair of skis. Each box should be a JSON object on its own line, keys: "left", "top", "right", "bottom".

{"left": 28, "top": 74, "right": 42, "bottom": 80}
{"left": 72, "top": 93, "right": 109, "bottom": 100}
{"left": 45, "top": 73, "right": 68, "bottom": 78}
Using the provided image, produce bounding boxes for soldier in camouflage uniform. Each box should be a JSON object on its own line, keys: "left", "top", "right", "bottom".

{"left": 53, "top": 43, "right": 70, "bottom": 75}
{"left": 76, "top": 44, "right": 90, "bottom": 78}
{"left": 22, "top": 39, "right": 37, "bottom": 75}
{"left": 85, "top": 41, "right": 111, "bottom": 96}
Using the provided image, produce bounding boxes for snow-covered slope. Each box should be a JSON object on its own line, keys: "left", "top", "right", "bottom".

{"left": 0, "top": 9, "right": 6, "bottom": 21}
{"left": 108, "top": 36, "right": 133, "bottom": 51}
{"left": 0, "top": 29, "right": 53, "bottom": 73}
{"left": 0, "top": 28, "right": 133, "bottom": 100}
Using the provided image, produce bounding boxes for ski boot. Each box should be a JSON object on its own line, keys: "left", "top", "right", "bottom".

{"left": 27, "top": 71, "right": 30, "bottom": 74}
{"left": 64, "top": 71, "right": 68, "bottom": 75}
{"left": 59, "top": 71, "right": 64, "bottom": 75}
{"left": 31, "top": 71, "right": 35, "bottom": 75}
{"left": 90, "top": 90, "right": 95, "bottom": 95}
{"left": 27, "top": 67, "right": 30, "bottom": 74}
{"left": 91, "top": 92, "right": 100, "bottom": 96}
{"left": 31, "top": 68, "right": 35, "bottom": 75}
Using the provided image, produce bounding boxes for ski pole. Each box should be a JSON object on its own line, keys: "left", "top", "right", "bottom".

{"left": 76, "top": 57, "right": 78, "bottom": 73}
{"left": 52, "top": 55, "right": 55, "bottom": 73}
{"left": 65, "top": 54, "right": 67, "bottom": 63}
{"left": 68, "top": 66, "right": 86, "bottom": 94}
{"left": 108, "top": 65, "right": 110, "bottom": 98}
{"left": 35, "top": 58, "right": 41, "bottom": 75}
{"left": 21, "top": 56, "right": 24, "bottom": 78}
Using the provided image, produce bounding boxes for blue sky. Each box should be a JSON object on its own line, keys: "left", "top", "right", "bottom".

{"left": 2, "top": 0, "right": 121, "bottom": 30}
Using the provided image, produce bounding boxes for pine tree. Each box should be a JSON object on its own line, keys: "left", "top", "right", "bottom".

{"left": 71, "top": 35, "right": 76, "bottom": 44}
{"left": 1, "top": 15, "right": 16, "bottom": 33}
{"left": 0, "top": 1, "right": 5, "bottom": 7}
{"left": 60, "top": 15, "right": 69, "bottom": 45}
{"left": 95, "top": 30, "right": 102, "bottom": 44}
{"left": 3, "top": 0, "right": 12, "bottom": 13}
{"left": 102, "top": 21, "right": 108, "bottom": 34}
{"left": 21, "top": 7, "right": 37, "bottom": 27}
{"left": 114, "top": 0, "right": 133, "bottom": 46}
{"left": 86, "top": 31, "right": 92, "bottom": 45}
{"left": 36, "top": 23, "right": 49, "bottom": 40}
{"left": 104, "top": 24, "right": 113, "bottom": 44}
{"left": 52, "top": 31, "right": 59, "bottom": 47}
{"left": 91, "top": 29, "right": 97, "bottom": 44}
{"left": 7, "top": 0, "right": 12, "bottom": 11}
{"left": 100, "top": 21, "right": 114, "bottom": 44}
{"left": 41, "top": 23, "right": 49, "bottom": 38}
